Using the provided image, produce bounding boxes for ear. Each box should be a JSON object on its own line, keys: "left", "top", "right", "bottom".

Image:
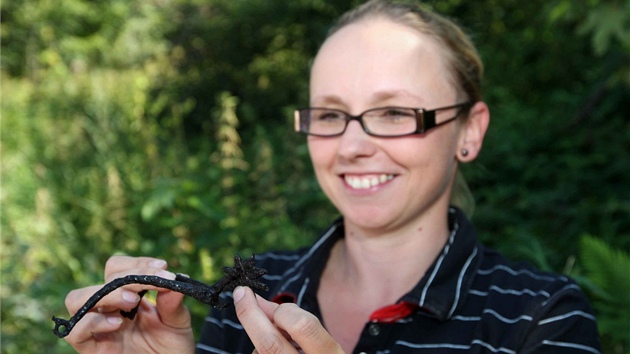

{"left": 457, "top": 101, "right": 490, "bottom": 162}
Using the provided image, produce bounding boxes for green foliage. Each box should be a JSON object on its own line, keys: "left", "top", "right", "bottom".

{"left": 579, "top": 235, "right": 630, "bottom": 354}
{"left": 548, "top": 0, "right": 630, "bottom": 86}
{"left": 1, "top": 0, "right": 628, "bottom": 353}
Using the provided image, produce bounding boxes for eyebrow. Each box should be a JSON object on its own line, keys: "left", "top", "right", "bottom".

{"left": 311, "top": 90, "right": 426, "bottom": 108}
{"left": 372, "top": 89, "right": 425, "bottom": 105}
{"left": 311, "top": 95, "right": 345, "bottom": 106}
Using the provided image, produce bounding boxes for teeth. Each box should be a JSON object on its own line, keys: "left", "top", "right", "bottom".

{"left": 345, "top": 174, "right": 394, "bottom": 189}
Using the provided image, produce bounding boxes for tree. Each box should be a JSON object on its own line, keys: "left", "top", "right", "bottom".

{"left": 2, "top": 0, "right": 627, "bottom": 352}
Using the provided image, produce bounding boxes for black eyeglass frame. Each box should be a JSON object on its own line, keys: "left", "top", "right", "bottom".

{"left": 294, "top": 102, "right": 472, "bottom": 137}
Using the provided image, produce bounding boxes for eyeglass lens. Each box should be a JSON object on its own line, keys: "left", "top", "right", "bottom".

{"left": 303, "top": 107, "right": 418, "bottom": 136}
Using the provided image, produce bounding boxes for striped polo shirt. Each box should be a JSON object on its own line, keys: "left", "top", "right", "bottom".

{"left": 196, "top": 208, "right": 601, "bottom": 353}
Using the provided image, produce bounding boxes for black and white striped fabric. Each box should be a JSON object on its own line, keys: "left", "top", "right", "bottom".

{"left": 196, "top": 208, "right": 601, "bottom": 354}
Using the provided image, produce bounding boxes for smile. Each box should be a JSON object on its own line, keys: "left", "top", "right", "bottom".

{"left": 344, "top": 174, "right": 394, "bottom": 189}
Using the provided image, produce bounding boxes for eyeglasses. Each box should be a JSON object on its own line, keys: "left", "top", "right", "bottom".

{"left": 294, "top": 102, "right": 471, "bottom": 137}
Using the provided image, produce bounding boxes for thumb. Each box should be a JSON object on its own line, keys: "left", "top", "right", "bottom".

{"left": 155, "top": 290, "right": 191, "bottom": 329}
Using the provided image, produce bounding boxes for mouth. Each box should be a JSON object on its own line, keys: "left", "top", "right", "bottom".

{"left": 343, "top": 174, "right": 394, "bottom": 190}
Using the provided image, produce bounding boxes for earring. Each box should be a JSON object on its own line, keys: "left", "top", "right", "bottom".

{"left": 461, "top": 149, "right": 469, "bottom": 157}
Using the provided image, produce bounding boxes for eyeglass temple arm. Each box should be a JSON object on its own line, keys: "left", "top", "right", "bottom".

{"left": 417, "top": 103, "right": 470, "bottom": 133}
{"left": 294, "top": 110, "right": 304, "bottom": 133}
{"left": 419, "top": 110, "right": 437, "bottom": 132}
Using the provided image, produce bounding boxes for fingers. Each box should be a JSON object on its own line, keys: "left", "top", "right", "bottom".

{"left": 64, "top": 309, "right": 124, "bottom": 349}
{"left": 61, "top": 255, "right": 194, "bottom": 353}
{"left": 273, "top": 303, "right": 344, "bottom": 354}
{"left": 63, "top": 256, "right": 184, "bottom": 340}
{"left": 64, "top": 267, "right": 177, "bottom": 317}
{"left": 155, "top": 289, "right": 190, "bottom": 329}
{"left": 234, "top": 287, "right": 343, "bottom": 354}
{"left": 234, "top": 287, "right": 297, "bottom": 354}
{"left": 104, "top": 256, "right": 168, "bottom": 282}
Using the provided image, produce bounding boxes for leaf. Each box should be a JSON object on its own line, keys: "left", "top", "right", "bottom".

{"left": 579, "top": 234, "right": 630, "bottom": 348}
{"left": 576, "top": 4, "right": 629, "bottom": 56}
{"left": 141, "top": 182, "right": 179, "bottom": 221}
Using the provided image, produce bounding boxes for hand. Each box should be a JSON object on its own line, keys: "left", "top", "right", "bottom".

{"left": 233, "top": 286, "right": 344, "bottom": 354}
{"left": 63, "top": 256, "right": 195, "bottom": 354}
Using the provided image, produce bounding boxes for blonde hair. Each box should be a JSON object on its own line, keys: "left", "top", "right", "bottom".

{"left": 328, "top": 0, "right": 484, "bottom": 104}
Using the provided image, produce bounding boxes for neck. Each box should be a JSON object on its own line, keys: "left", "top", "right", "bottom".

{"left": 316, "top": 207, "right": 452, "bottom": 353}
{"left": 330, "top": 207, "right": 451, "bottom": 303}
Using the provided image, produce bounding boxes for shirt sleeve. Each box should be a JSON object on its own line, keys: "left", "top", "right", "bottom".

{"left": 520, "top": 284, "right": 601, "bottom": 354}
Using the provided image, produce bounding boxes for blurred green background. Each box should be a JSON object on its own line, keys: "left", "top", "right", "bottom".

{"left": 1, "top": 0, "right": 628, "bottom": 353}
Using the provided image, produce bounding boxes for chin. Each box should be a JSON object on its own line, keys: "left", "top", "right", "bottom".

{"left": 342, "top": 208, "right": 399, "bottom": 232}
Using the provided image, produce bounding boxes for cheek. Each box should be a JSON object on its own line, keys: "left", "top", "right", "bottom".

{"left": 390, "top": 133, "right": 457, "bottom": 171}
{"left": 307, "top": 138, "right": 335, "bottom": 170}
{"left": 386, "top": 136, "right": 432, "bottom": 161}
{"left": 307, "top": 139, "right": 339, "bottom": 199}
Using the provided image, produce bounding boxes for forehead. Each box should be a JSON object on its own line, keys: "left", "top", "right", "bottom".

{"left": 310, "top": 19, "right": 456, "bottom": 106}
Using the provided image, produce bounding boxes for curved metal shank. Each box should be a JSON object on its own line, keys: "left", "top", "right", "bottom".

{"left": 52, "top": 255, "right": 268, "bottom": 338}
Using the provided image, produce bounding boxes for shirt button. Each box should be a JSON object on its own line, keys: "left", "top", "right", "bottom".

{"left": 368, "top": 323, "right": 381, "bottom": 336}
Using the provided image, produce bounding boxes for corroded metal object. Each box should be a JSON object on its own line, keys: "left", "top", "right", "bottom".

{"left": 52, "top": 255, "right": 268, "bottom": 338}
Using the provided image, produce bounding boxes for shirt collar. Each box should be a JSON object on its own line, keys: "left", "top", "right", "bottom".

{"left": 401, "top": 207, "right": 481, "bottom": 320}
{"left": 268, "top": 218, "right": 342, "bottom": 309}
{"left": 269, "top": 208, "right": 481, "bottom": 322}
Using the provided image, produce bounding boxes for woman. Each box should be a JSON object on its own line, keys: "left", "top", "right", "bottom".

{"left": 64, "top": 1, "right": 601, "bottom": 353}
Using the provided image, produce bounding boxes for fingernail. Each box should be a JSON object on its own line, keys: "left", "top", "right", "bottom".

{"left": 149, "top": 259, "right": 167, "bottom": 268}
{"left": 233, "top": 286, "right": 245, "bottom": 303}
{"left": 156, "top": 270, "right": 176, "bottom": 280}
{"left": 107, "top": 315, "right": 123, "bottom": 325}
{"left": 122, "top": 290, "right": 140, "bottom": 303}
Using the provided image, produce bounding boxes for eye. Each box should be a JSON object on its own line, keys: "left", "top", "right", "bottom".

{"left": 313, "top": 109, "right": 345, "bottom": 121}
{"left": 370, "top": 108, "right": 415, "bottom": 123}
{"left": 382, "top": 108, "right": 414, "bottom": 118}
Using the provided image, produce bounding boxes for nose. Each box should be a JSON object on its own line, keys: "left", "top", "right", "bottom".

{"left": 336, "top": 119, "right": 377, "bottom": 161}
